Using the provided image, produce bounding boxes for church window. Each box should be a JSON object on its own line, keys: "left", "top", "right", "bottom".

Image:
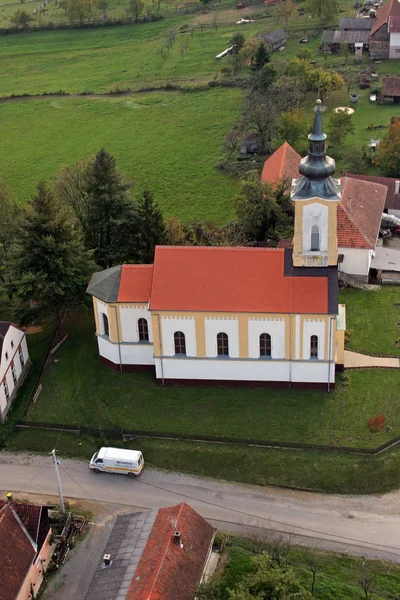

{"left": 310, "top": 335, "right": 318, "bottom": 358}
{"left": 174, "top": 331, "right": 186, "bottom": 355}
{"left": 102, "top": 313, "right": 109, "bottom": 338}
{"left": 138, "top": 318, "right": 149, "bottom": 342}
{"left": 217, "top": 333, "right": 229, "bottom": 356}
{"left": 260, "top": 333, "right": 272, "bottom": 358}
{"left": 311, "top": 226, "right": 320, "bottom": 251}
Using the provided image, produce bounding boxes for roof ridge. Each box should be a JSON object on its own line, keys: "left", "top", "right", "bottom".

{"left": 155, "top": 245, "right": 284, "bottom": 253}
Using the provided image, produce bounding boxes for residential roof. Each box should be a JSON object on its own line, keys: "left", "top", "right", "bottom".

{"left": 126, "top": 503, "right": 215, "bottom": 600}
{"left": 388, "top": 13, "right": 400, "bottom": 31}
{"left": 260, "top": 28, "right": 287, "bottom": 44}
{"left": 0, "top": 501, "right": 48, "bottom": 547}
{"left": 261, "top": 142, "right": 301, "bottom": 186}
{"left": 0, "top": 321, "right": 11, "bottom": 362}
{"left": 87, "top": 265, "right": 153, "bottom": 304}
{"left": 0, "top": 504, "right": 37, "bottom": 600}
{"left": 321, "top": 29, "right": 371, "bottom": 43}
{"left": 150, "top": 246, "right": 330, "bottom": 314}
{"left": 339, "top": 17, "right": 375, "bottom": 30}
{"left": 337, "top": 177, "right": 387, "bottom": 249}
{"left": 84, "top": 503, "right": 215, "bottom": 600}
{"left": 382, "top": 75, "right": 400, "bottom": 96}
{"left": 371, "top": 0, "right": 400, "bottom": 35}
{"left": 346, "top": 172, "right": 400, "bottom": 211}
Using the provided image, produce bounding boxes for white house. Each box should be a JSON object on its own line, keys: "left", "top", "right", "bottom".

{"left": 0, "top": 323, "right": 30, "bottom": 421}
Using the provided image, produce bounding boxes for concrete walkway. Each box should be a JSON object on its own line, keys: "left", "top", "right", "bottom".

{"left": 344, "top": 350, "right": 400, "bottom": 369}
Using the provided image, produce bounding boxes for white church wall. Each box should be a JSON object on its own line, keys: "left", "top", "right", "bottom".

{"left": 291, "top": 361, "right": 335, "bottom": 384}
{"left": 120, "top": 306, "right": 153, "bottom": 343}
{"left": 205, "top": 317, "right": 239, "bottom": 358}
{"left": 97, "top": 335, "right": 119, "bottom": 363}
{"left": 302, "top": 318, "right": 326, "bottom": 360}
{"left": 161, "top": 316, "right": 197, "bottom": 357}
{"left": 97, "top": 336, "right": 155, "bottom": 366}
{"left": 302, "top": 203, "right": 329, "bottom": 253}
{"left": 155, "top": 357, "right": 290, "bottom": 381}
{"left": 248, "top": 318, "right": 285, "bottom": 359}
{"left": 338, "top": 247, "right": 372, "bottom": 277}
{"left": 295, "top": 315, "right": 301, "bottom": 360}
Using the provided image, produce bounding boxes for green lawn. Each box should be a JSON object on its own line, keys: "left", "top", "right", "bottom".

{"left": 24, "top": 309, "right": 400, "bottom": 449}
{"left": 0, "top": 90, "right": 242, "bottom": 221}
{"left": 339, "top": 286, "right": 400, "bottom": 356}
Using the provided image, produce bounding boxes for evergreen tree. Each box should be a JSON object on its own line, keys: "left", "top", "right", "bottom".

{"left": 252, "top": 42, "right": 270, "bottom": 72}
{"left": 0, "top": 181, "right": 20, "bottom": 303}
{"left": 84, "top": 149, "right": 140, "bottom": 268}
{"left": 137, "top": 188, "right": 166, "bottom": 263}
{"left": 12, "top": 183, "right": 96, "bottom": 329}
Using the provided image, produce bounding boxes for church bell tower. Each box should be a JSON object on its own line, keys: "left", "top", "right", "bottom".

{"left": 291, "top": 100, "right": 341, "bottom": 268}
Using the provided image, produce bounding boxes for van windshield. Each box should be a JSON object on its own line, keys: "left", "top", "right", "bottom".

{"left": 92, "top": 452, "right": 98, "bottom": 461}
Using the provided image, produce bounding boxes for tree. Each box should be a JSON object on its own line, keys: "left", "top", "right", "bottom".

{"left": 136, "top": 188, "right": 166, "bottom": 263}
{"left": 328, "top": 109, "right": 355, "bottom": 147}
{"left": 358, "top": 562, "right": 376, "bottom": 600}
{"left": 305, "top": 0, "right": 338, "bottom": 23}
{"left": 12, "top": 183, "right": 95, "bottom": 330}
{"left": 245, "top": 93, "right": 278, "bottom": 153}
{"left": 340, "top": 42, "right": 351, "bottom": 64}
{"left": 308, "top": 68, "right": 343, "bottom": 102}
{"left": 253, "top": 64, "right": 276, "bottom": 92}
{"left": 252, "top": 42, "right": 270, "bottom": 71}
{"left": 230, "top": 32, "right": 245, "bottom": 55}
{"left": 240, "top": 37, "right": 260, "bottom": 62}
{"left": 96, "top": 0, "right": 108, "bottom": 18}
{"left": 65, "top": 0, "right": 95, "bottom": 23}
{"left": 0, "top": 182, "right": 20, "bottom": 303}
{"left": 276, "top": 0, "right": 294, "bottom": 25}
{"left": 375, "top": 121, "right": 400, "bottom": 177}
{"left": 234, "top": 171, "right": 289, "bottom": 244}
{"left": 270, "top": 75, "right": 307, "bottom": 111}
{"left": 277, "top": 109, "right": 308, "bottom": 147}
{"left": 126, "top": 0, "right": 144, "bottom": 20}
{"left": 304, "top": 548, "right": 322, "bottom": 596}
{"left": 11, "top": 9, "right": 33, "bottom": 28}
{"left": 296, "top": 47, "right": 312, "bottom": 61}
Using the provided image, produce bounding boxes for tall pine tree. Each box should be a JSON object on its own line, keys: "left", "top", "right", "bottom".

{"left": 137, "top": 188, "right": 166, "bottom": 263}
{"left": 0, "top": 181, "right": 20, "bottom": 303}
{"left": 252, "top": 42, "right": 270, "bottom": 72}
{"left": 12, "top": 183, "right": 96, "bottom": 329}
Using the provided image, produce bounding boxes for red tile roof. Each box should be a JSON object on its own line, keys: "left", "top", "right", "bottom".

{"left": 117, "top": 264, "right": 153, "bottom": 303}
{"left": 388, "top": 13, "right": 400, "bottom": 31}
{"left": 150, "top": 246, "right": 329, "bottom": 314}
{"left": 346, "top": 172, "right": 400, "bottom": 211}
{"left": 0, "top": 501, "right": 42, "bottom": 545}
{"left": 261, "top": 142, "right": 301, "bottom": 186}
{"left": 277, "top": 238, "right": 293, "bottom": 249}
{"left": 337, "top": 177, "right": 387, "bottom": 249}
{"left": 382, "top": 75, "right": 400, "bottom": 96}
{"left": 371, "top": 0, "right": 400, "bottom": 35}
{"left": 126, "top": 502, "right": 215, "bottom": 600}
{"left": 0, "top": 504, "right": 36, "bottom": 600}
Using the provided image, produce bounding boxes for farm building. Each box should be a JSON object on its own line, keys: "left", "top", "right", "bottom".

{"left": 339, "top": 17, "right": 375, "bottom": 30}
{"left": 369, "top": 0, "right": 400, "bottom": 59}
{"left": 259, "top": 29, "right": 287, "bottom": 50}
{"left": 381, "top": 75, "right": 400, "bottom": 102}
{"left": 321, "top": 29, "right": 370, "bottom": 52}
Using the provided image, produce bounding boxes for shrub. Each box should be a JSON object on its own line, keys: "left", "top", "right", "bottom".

{"left": 367, "top": 415, "right": 385, "bottom": 433}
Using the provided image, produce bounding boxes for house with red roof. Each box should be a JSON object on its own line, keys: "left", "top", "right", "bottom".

{"left": 369, "top": 0, "right": 400, "bottom": 59}
{"left": 84, "top": 502, "right": 215, "bottom": 600}
{"left": 0, "top": 501, "right": 53, "bottom": 600}
{"left": 262, "top": 143, "right": 387, "bottom": 281}
{"left": 0, "top": 323, "right": 30, "bottom": 422}
{"left": 87, "top": 103, "right": 346, "bottom": 389}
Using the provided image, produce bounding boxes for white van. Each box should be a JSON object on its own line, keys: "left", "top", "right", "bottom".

{"left": 89, "top": 447, "right": 144, "bottom": 476}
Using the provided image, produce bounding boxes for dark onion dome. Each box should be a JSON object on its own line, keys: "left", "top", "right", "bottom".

{"left": 291, "top": 100, "right": 341, "bottom": 201}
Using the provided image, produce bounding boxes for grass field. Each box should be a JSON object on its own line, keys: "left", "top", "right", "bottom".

{"left": 0, "top": 90, "right": 243, "bottom": 220}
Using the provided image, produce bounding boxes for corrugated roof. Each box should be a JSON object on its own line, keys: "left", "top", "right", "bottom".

{"left": 126, "top": 503, "right": 215, "bottom": 600}
{"left": 150, "top": 246, "right": 330, "bottom": 314}
{"left": 339, "top": 17, "right": 375, "bottom": 30}
{"left": 337, "top": 177, "right": 387, "bottom": 249}
{"left": 322, "top": 29, "right": 371, "bottom": 43}
{"left": 0, "top": 505, "right": 37, "bottom": 600}
{"left": 382, "top": 75, "right": 400, "bottom": 96}
{"left": 261, "top": 142, "right": 301, "bottom": 186}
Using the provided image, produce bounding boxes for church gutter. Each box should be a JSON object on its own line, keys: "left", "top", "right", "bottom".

{"left": 327, "top": 316, "right": 334, "bottom": 392}
{"left": 113, "top": 305, "right": 123, "bottom": 373}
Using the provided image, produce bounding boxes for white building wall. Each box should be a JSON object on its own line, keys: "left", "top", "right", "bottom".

{"left": 205, "top": 317, "right": 239, "bottom": 358}
{"left": 338, "top": 247, "right": 372, "bottom": 277}
{"left": 389, "top": 32, "right": 400, "bottom": 58}
{"left": 302, "top": 318, "right": 326, "bottom": 360}
{"left": 120, "top": 306, "right": 153, "bottom": 343}
{"left": 154, "top": 358, "right": 335, "bottom": 384}
{"left": 388, "top": 208, "right": 400, "bottom": 218}
{"left": 97, "top": 336, "right": 155, "bottom": 366}
{"left": 248, "top": 318, "right": 285, "bottom": 359}
{"left": 96, "top": 300, "right": 110, "bottom": 336}
{"left": 161, "top": 316, "right": 197, "bottom": 357}
{"left": 302, "top": 203, "right": 329, "bottom": 253}
{"left": 0, "top": 326, "right": 25, "bottom": 383}
{"left": 295, "top": 315, "right": 300, "bottom": 360}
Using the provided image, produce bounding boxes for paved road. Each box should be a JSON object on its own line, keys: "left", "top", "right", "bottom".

{"left": 1, "top": 452, "right": 400, "bottom": 563}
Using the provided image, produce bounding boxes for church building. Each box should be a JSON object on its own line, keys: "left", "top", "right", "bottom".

{"left": 87, "top": 102, "right": 346, "bottom": 390}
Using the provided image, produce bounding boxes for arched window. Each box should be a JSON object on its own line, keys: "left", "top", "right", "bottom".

{"left": 102, "top": 313, "right": 109, "bottom": 337}
{"left": 174, "top": 331, "right": 186, "bottom": 355}
{"left": 138, "top": 318, "right": 149, "bottom": 342}
{"left": 311, "top": 225, "right": 320, "bottom": 251}
{"left": 310, "top": 335, "right": 318, "bottom": 358}
{"left": 260, "top": 333, "right": 272, "bottom": 358}
{"left": 217, "top": 332, "right": 229, "bottom": 356}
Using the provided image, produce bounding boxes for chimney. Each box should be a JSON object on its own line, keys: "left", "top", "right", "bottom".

{"left": 395, "top": 181, "right": 400, "bottom": 195}
{"left": 174, "top": 530, "right": 182, "bottom": 546}
{"left": 103, "top": 554, "right": 112, "bottom": 567}
{"left": 6, "top": 492, "right": 12, "bottom": 502}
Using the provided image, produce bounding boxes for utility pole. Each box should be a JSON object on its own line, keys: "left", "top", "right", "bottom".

{"left": 51, "top": 448, "right": 65, "bottom": 513}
